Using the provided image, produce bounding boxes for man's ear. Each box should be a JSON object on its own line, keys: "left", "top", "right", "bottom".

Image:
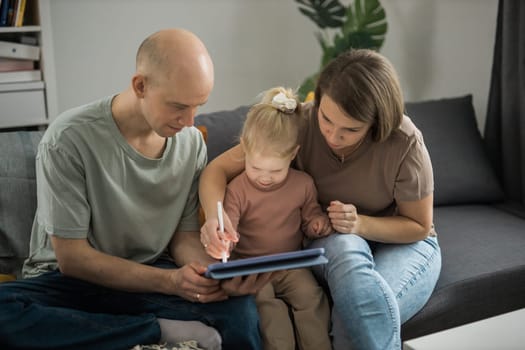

{"left": 132, "top": 74, "right": 146, "bottom": 98}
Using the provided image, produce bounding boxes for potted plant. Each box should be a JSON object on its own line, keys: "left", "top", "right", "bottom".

{"left": 295, "top": 0, "right": 388, "bottom": 100}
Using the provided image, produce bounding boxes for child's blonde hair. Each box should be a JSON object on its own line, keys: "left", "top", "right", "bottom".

{"left": 241, "top": 87, "right": 303, "bottom": 159}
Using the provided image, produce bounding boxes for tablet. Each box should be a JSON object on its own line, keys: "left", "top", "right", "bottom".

{"left": 204, "top": 248, "right": 328, "bottom": 280}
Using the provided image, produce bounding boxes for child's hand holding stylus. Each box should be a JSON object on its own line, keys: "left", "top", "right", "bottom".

{"left": 200, "top": 201, "right": 239, "bottom": 261}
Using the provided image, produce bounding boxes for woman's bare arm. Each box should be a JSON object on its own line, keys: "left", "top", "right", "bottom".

{"left": 199, "top": 144, "right": 245, "bottom": 219}
{"left": 198, "top": 144, "right": 245, "bottom": 256}
{"left": 328, "top": 193, "right": 434, "bottom": 243}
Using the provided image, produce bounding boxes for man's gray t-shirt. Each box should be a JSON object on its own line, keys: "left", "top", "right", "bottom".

{"left": 23, "top": 95, "right": 207, "bottom": 278}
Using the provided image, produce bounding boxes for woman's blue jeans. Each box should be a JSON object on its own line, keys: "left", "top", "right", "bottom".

{"left": 0, "top": 260, "right": 262, "bottom": 350}
{"left": 309, "top": 233, "right": 441, "bottom": 350}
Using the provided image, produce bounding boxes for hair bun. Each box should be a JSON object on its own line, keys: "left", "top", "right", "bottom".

{"left": 271, "top": 92, "right": 297, "bottom": 114}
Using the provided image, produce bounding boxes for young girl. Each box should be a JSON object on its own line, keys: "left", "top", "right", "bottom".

{"left": 219, "top": 87, "right": 332, "bottom": 350}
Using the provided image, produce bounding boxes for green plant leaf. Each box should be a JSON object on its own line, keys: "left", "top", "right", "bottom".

{"left": 297, "top": 73, "right": 319, "bottom": 101}
{"left": 333, "top": 0, "right": 387, "bottom": 56}
{"left": 342, "top": 0, "right": 386, "bottom": 40}
{"left": 366, "top": 22, "right": 388, "bottom": 36}
{"left": 315, "top": 31, "right": 328, "bottom": 52}
{"left": 295, "top": 0, "right": 346, "bottom": 29}
{"left": 366, "top": 7, "right": 386, "bottom": 23}
{"left": 355, "top": 0, "right": 364, "bottom": 26}
{"left": 296, "top": 0, "right": 388, "bottom": 94}
{"left": 348, "top": 32, "right": 379, "bottom": 49}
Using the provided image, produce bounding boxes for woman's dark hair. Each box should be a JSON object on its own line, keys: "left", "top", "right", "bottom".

{"left": 314, "top": 49, "right": 404, "bottom": 142}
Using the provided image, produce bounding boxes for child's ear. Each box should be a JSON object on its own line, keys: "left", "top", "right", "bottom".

{"left": 291, "top": 144, "right": 300, "bottom": 158}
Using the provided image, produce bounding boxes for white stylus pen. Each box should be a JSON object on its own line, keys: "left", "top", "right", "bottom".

{"left": 217, "top": 201, "right": 228, "bottom": 263}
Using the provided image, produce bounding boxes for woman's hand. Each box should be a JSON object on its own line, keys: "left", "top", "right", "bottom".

{"left": 167, "top": 262, "right": 228, "bottom": 303}
{"left": 200, "top": 214, "right": 239, "bottom": 260}
{"left": 327, "top": 200, "right": 360, "bottom": 234}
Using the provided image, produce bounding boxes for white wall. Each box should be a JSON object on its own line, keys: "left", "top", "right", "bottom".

{"left": 47, "top": 0, "right": 498, "bottom": 131}
{"left": 381, "top": 0, "right": 498, "bottom": 131}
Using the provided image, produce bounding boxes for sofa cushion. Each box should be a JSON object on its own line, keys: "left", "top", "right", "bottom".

{"left": 402, "top": 204, "right": 525, "bottom": 339}
{"left": 0, "top": 131, "right": 43, "bottom": 276}
{"left": 195, "top": 106, "right": 249, "bottom": 162}
{"left": 405, "top": 95, "right": 505, "bottom": 206}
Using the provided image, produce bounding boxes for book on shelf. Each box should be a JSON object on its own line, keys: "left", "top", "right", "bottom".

{"left": 0, "top": 0, "right": 10, "bottom": 27}
{"left": 0, "top": 40, "right": 40, "bottom": 60}
{"left": 6, "top": 0, "right": 15, "bottom": 26}
{"left": 0, "top": 69, "right": 41, "bottom": 83}
{"left": 14, "top": 0, "right": 26, "bottom": 27}
{"left": 0, "top": 57, "right": 34, "bottom": 71}
{"left": 0, "top": 0, "right": 28, "bottom": 27}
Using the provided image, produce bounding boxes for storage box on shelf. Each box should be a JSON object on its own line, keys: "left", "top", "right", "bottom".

{"left": 0, "top": 0, "right": 56, "bottom": 130}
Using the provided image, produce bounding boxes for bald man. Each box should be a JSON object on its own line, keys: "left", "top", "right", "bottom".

{"left": 0, "top": 29, "right": 265, "bottom": 350}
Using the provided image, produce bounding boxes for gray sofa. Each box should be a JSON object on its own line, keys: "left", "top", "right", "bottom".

{"left": 1, "top": 95, "right": 525, "bottom": 343}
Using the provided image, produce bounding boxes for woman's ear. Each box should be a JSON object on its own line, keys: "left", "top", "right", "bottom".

{"left": 131, "top": 74, "right": 146, "bottom": 98}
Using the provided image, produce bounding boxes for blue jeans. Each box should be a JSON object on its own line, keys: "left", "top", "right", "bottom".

{"left": 309, "top": 234, "right": 441, "bottom": 350}
{"left": 0, "top": 260, "right": 262, "bottom": 350}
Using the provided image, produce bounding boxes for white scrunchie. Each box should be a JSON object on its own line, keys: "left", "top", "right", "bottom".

{"left": 271, "top": 92, "right": 297, "bottom": 114}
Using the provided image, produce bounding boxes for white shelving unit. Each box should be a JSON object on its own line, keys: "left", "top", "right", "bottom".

{"left": 0, "top": 0, "right": 57, "bottom": 129}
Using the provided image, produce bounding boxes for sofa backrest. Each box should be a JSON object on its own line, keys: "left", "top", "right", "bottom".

{"left": 0, "top": 131, "right": 43, "bottom": 276}
{"left": 0, "top": 95, "right": 505, "bottom": 276}
{"left": 195, "top": 95, "right": 505, "bottom": 207}
{"left": 405, "top": 95, "right": 504, "bottom": 206}
{"left": 194, "top": 106, "right": 249, "bottom": 161}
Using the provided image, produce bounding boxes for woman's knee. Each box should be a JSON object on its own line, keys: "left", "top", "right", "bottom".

{"left": 311, "top": 233, "right": 371, "bottom": 257}
{"left": 312, "top": 234, "right": 374, "bottom": 276}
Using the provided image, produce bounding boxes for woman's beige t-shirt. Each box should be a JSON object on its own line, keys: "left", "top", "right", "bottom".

{"left": 295, "top": 103, "right": 434, "bottom": 217}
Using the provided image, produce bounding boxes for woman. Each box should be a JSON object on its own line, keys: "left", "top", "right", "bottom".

{"left": 199, "top": 49, "right": 441, "bottom": 350}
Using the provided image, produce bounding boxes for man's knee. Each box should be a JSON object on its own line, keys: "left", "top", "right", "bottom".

{"left": 215, "top": 295, "right": 260, "bottom": 332}
{"left": 228, "top": 295, "right": 259, "bottom": 324}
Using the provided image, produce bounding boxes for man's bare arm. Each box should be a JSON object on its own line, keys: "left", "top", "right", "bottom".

{"left": 52, "top": 236, "right": 172, "bottom": 293}
{"left": 51, "top": 235, "right": 222, "bottom": 302}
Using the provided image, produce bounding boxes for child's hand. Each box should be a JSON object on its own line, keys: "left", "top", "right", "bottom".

{"left": 200, "top": 214, "right": 238, "bottom": 260}
{"left": 306, "top": 215, "right": 333, "bottom": 238}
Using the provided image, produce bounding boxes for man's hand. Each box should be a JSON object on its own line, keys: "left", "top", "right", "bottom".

{"left": 168, "top": 262, "right": 228, "bottom": 303}
{"left": 51, "top": 235, "right": 225, "bottom": 300}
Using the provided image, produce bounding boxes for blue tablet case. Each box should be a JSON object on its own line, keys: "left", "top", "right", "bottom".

{"left": 204, "top": 248, "right": 328, "bottom": 279}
